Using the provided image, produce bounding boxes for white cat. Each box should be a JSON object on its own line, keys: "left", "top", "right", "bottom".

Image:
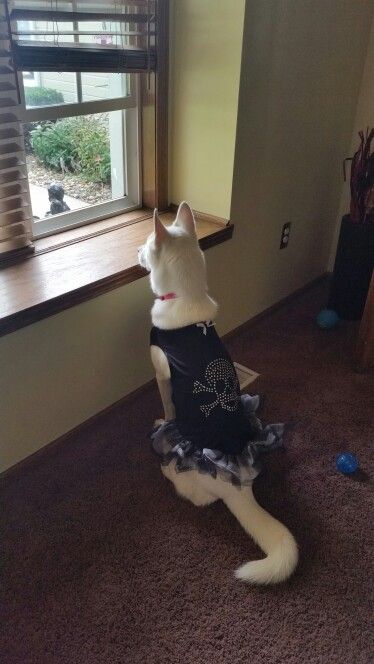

{"left": 138, "top": 202, "right": 298, "bottom": 584}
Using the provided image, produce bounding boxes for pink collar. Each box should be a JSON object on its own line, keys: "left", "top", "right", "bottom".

{"left": 156, "top": 292, "right": 178, "bottom": 301}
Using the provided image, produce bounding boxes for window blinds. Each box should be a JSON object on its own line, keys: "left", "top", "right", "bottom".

{"left": 8, "top": 0, "right": 156, "bottom": 73}
{"left": 0, "top": 0, "right": 33, "bottom": 265}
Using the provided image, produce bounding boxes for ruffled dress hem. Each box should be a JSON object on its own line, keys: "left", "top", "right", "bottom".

{"left": 151, "top": 394, "right": 284, "bottom": 487}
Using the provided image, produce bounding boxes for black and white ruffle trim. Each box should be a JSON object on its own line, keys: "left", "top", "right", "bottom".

{"left": 151, "top": 394, "right": 285, "bottom": 487}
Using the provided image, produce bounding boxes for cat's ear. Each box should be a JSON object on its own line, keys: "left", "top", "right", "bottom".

{"left": 154, "top": 208, "right": 167, "bottom": 247}
{"left": 174, "top": 201, "right": 197, "bottom": 238}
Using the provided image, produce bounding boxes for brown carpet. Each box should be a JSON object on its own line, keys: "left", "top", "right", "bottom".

{"left": 2, "top": 282, "right": 374, "bottom": 664}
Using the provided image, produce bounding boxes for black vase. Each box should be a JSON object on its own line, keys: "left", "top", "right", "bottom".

{"left": 328, "top": 215, "right": 374, "bottom": 320}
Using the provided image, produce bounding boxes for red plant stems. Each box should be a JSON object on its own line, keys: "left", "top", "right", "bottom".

{"left": 347, "top": 128, "right": 374, "bottom": 224}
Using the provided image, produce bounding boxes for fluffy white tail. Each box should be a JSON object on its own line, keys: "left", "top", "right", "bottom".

{"left": 223, "top": 485, "right": 298, "bottom": 584}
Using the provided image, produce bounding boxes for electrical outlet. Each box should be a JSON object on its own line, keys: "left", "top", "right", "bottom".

{"left": 280, "top": 222, "right": 291, "bottom": 249}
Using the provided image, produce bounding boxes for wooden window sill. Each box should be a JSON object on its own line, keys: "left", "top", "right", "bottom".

{"left": 0, "top": 208, "right": 233, "bottom": 337}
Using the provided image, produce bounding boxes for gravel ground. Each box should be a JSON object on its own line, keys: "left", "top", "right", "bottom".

{"left": 26, "top": 154, "right": 112, "bottom": 205}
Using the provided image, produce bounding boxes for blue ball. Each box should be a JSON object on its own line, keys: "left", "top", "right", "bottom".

{"left": 316, "top": 309, "right": 339, "bottom": 329}
{"left": 336, "top": 452, "right": 358, "bottom": 475}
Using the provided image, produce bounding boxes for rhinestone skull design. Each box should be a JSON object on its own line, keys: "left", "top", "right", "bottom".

{"left": 193, "top": 358, "right": 240, "bottom": 417}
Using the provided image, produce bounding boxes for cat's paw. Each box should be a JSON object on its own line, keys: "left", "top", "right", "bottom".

{"left": 153, "top": 418, "right": 165, "bottom": 428}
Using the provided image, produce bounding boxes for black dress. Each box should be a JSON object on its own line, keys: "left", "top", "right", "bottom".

{"left": 151, "top": 321, "right": 284, "bottom": 486}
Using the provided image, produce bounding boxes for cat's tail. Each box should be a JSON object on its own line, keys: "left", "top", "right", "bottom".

{"left": 222, "top": 485, "right": 298, "bottom": 584}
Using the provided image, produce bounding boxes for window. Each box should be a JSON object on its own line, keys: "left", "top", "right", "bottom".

{"left": 0, "top": 0, "right": 168, "bottom": 264}
{"left": 15, "top": 10, "right": 143, "bottom": 238}
{"left": 20, "top": 73, "right": 140, "bottom": 238}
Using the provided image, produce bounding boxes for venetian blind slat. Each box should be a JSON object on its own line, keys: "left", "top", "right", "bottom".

{"left": 8, "top": 0, "right": 156, "bottom": 74}
{"left": 0, "top": 0, "right": 33, "bottom": 266}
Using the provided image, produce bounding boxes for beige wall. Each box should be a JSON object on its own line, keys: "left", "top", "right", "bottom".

{"left": 329, "top": 14, "right": 374, "bottom": 268}
{"left": 176, "top": 0, "right": 373, "bottom": 332}
{"left": 169, "top": 0, "right": 245, "bottom": 217}
{"left": 1, "top": 0, "right": 373, "bottom": 472}
{"left": 0, "top": 280, "right": 155, "bottom": 472}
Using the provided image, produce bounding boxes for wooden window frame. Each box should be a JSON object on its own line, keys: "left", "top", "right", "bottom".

{"left": 141, "top": 0, "right": 168, "bottom": 212}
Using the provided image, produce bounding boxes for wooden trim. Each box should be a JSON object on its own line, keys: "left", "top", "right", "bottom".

{"left": 32, "top": 204, "right": 231, "bottom": 256}
{"left": 33, "top": 209, "right": 153, "bottom": 256}
{"left": 198, "top": 222, "right": 233, "bottom": 248}
{"left": 1, "top": 271, "right": 328, "bottom": 480}
{"left": 155, "top": 0, "right": 169, "bottom": 210}
{"left": 141, "top": 1, "right": 169, "bottom": 209}
{"left": 0, "top": 211, "right": 233, "bottom": 337}
{"left": 3, "top": 205, "right": 230, "bottom": 263}
{"left": 0, "top": 264, "right": 146, "bottom": 337}
{"left": 169, "top": 203, "right": 231, "bottom": 227}
{"left": 140, "top": 74, "right": 156, "bottom": 207}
